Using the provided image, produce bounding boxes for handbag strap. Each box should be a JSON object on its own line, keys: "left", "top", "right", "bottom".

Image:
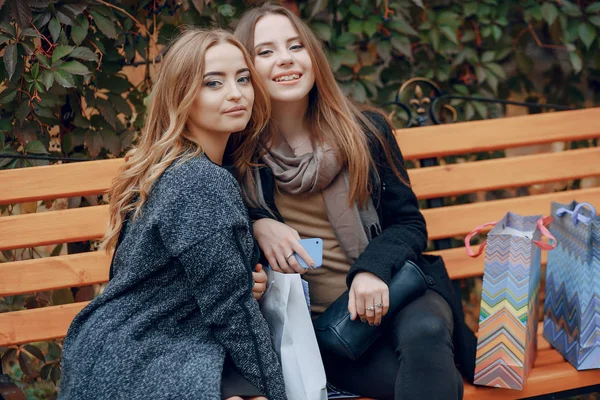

{"left": 465, "top": 221, "right": 498, "bottom": 258}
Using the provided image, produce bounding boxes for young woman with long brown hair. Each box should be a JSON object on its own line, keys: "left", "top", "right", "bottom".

{"left": 58, "top": 29, "right": 286, "bottom": 400}
{"left": 234, "top": 4, "right": 476, "bottom": 400}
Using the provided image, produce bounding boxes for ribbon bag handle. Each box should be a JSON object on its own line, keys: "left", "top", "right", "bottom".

{"left": 465, "top": 217, "right": 556, "bottom": 257}
{"left": 556, "top": 202, "right": 597, "bottom": 226}
{"left": 465, "top": 221, "right": 498, "bottom": 258}
{"left": 534, "top": 216, "right": 557, "bottom": 251}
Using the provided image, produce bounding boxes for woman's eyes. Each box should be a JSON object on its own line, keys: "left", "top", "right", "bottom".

{"left": 256, "top": 43, "right": 304, "bottom": 56}
{"left": 205, "top": 80, "right": 222, "bottom": 88}
{"left": 204, "top": 76, "right": 250, "bottom": 88}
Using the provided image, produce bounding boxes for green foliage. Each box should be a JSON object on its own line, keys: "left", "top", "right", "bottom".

{"left": 0, "top": 0, "right": 598, "bottom": 167}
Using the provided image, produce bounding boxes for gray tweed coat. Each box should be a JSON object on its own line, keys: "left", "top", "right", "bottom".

{"left": 58, "top": 155, "right": 287, "bottom": 400}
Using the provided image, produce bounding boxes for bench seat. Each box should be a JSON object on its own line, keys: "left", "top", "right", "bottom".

{"left": 1, "top": 107, "right": 600, "bottom": 399}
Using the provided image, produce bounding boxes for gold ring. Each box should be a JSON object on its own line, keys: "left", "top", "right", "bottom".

{"left": 286, "top": 252, "right": 294, "bottom": 259}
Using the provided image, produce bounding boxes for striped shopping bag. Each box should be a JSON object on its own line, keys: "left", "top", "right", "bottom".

{"left": 544, "top": 201, "right": 600, "bottom": 370}
{"left": 465, "top": 212, "right": 556, "bottom": 390}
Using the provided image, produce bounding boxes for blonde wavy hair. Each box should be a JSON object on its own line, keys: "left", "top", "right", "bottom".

{"left": 234, "top": 3, "right": 408, "bottom": 208}
{"left": 103, "top": 28, "right": 270, "bottom": 251}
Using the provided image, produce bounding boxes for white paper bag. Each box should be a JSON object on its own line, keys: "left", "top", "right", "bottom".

{"left": 260, "top": 269, "right": 328, "bottom": 400}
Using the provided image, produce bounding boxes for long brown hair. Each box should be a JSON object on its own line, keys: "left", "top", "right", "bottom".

{"left": 234, "top": 3, "right": 408, "bottom": 208}
{"left": 103, "top": 28, "right": 270, "bottom": 251}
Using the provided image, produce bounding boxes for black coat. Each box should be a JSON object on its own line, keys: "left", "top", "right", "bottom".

{"left": 248, "top": 111, "right": 477, "bottom": 382}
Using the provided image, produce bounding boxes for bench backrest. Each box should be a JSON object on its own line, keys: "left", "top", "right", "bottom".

{"left": 1, "top": 107, "right": 599, "bottom": 347}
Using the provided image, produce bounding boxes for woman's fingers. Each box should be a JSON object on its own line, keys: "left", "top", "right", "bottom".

{"left": 252, "top": 282, "right": 266, "bottom": 300}
{"left": 253, "top": 264, "right": 267, "bottom": 282}
{"left": 264, "top": 250, "right": 283, "bottom": 273}
{"left": 355, "top": 290, "right": 384, "bottom": 326}
{"left": 355, "top": 290, "right": 366, "bottom": 323}
{"left": 381, "top": 287, "right": 390, "bottom": 317}
{"left": 274, "top": 251, "right": 296, "bottom": 274}
{"left": 291, "top": 240, "right": 315, "bottom": 270}
{"left": 253, "top": 219, "right": 303, "bottom": 274}
{"left": 283, "top": 249, "right": 307, "bottom": 274}
{"left": 348, "top": 287, "right": 357, "bottom": 320}
{"left": 373, "top": 294, "right": 384, "bottom": 326}
{"left": 272, "top": 239, "right": 310, "bottom": 274}
{"left": 364, "top": 297, "right": 376, "bottom": 325}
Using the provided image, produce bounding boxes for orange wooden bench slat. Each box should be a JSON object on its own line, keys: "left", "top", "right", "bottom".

{"left": 431, "top": 247, "right": 548, "bottom": 280}
{"left": 0, "top": 245, "right": 541, "bottom": 297}
{"left": 1, "top": 186, "right": 598, "bottom": 253}
{"left": 409, "top": 147, "right": 600, "bottom": 199}
{"left": 0, "top": 205, "right": 108, "bottom": 251}
{"left": 423, "top": 186, "right": 600, "bottom": 240}
{"left": 538, "top": 335, "right": 551, "bottom": 352}
{"left": 396, "top": 108, "right": 600, "bottom": 160}
{"left": 0, "top": 109, "right": 597, "bottom": 205}
{"left": 0, "top": 305, "right": 551, "bottom": 351}
{"left": 2, "top": 189, "right": 596, "bottom": 293}
{"left": 0, "top": 302, "right": 88, "bottom": 347}
{"left": 535, "top": 348, "right": 568, "bottom": 368}
{"left": 462, "top": 362, "right": 600, "bottom": 399}
{"left": 0, "top": 252, "right": 111, "bottom": 297}
{"left": 0, "top": 159, "right": 122, "bottom": 205}
{"left": 0, "top": 245, "right": 509, "bottom": 297}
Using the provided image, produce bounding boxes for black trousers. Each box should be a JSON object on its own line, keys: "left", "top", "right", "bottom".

{"left": 321, "top": 290, "right": 463, "bottom": 400}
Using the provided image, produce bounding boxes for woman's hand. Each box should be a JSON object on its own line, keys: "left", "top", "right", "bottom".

{"left": 348, "top": 272, "right": 390, "bottom": 326}
{"left": 252, "top": 264, "right": 268, "bottom": 301}
{"left": 253, "top": 219, "right": 314, "bottom": 274}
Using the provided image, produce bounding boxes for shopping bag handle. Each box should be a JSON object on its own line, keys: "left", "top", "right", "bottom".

{"left": 465, "top": 221, "right": 497, "bottom": 258}
{"left": 556, "top": 202, "right": 597, "bottom": 226}
{"left": 465, "top": 217, "right": 556, "bottom": 257}
{"left": 534, "top": 216, "right": 557, "bottom": 251}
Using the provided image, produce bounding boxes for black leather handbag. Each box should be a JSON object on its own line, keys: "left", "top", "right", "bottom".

{"left": 313, "top": 261, "right": 430, "bottom": 360}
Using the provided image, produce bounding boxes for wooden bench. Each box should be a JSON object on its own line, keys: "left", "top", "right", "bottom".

{"left": 1, "top": 107, "right": 599, "bottom": 399}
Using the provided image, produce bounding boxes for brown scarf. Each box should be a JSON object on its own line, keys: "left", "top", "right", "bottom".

{"left": 260, "top": 139, "right": 381, "bottom": 261}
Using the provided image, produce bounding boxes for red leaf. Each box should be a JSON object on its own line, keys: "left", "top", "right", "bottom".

{"left": 75, "top": 285, "right": 96, "bottom": 302}
{"left": 84, "top": 130, "right": 103, "bottom": 157}
{"left": 9, "top": 0, "right": 32, "bottom": 29}
{"left": 191, "top": 0, "right": 204, "bottom": 13}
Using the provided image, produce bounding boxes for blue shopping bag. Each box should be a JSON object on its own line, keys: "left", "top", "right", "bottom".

{"left": 544, "top": 201, "right": 600, "bottom": 370}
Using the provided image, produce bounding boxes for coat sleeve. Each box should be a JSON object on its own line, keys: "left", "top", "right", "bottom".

{"left": 248, "top": 206, "right": 275, "bottom": 221}
{"left": 346, "top": 112, "right": 429, "bottom": 287}
{"left": 159, "top": 166, "right": 287, "bottom": 400}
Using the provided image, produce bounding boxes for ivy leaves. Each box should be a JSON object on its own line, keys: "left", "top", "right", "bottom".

{"left": 0, "top": 0, "right": 597, "bottom": 168}
{"left": 303, "top": 0, "right": 596, "bottom": 109}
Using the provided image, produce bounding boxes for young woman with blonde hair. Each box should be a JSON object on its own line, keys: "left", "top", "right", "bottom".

{"left": 58, "top": 29, "right": 286, "bottom": 400}
{"left": 234, "top": 4, "right": 476, "bottom": 400}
